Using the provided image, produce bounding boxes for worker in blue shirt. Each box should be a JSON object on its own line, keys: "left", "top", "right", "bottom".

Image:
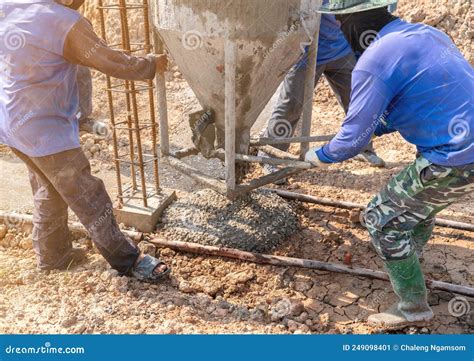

{"left": 260, "top": 13, "right": 386, "bottom": 184}
{"left": 306, "top": 0, "right": 474, "bottom": 329}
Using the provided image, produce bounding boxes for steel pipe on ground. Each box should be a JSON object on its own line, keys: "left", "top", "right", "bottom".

{"left": 270, "top": 189, "right": 474, "bottom": 233}
{"left": 149, "top": 237, "right": 474, "bottom": 298}
{"left": 0, "top": 211, "right": 143, "bottom": 242}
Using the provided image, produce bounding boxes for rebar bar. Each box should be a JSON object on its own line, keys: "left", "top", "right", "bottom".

{"left": 98, "top": 0, "right": 162, "bottom": 208}
{"left": 98, "top": 0, "right": 123, "bottom": 200}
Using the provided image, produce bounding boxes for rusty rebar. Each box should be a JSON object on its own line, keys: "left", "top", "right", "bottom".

{"left": 118, "top": 0, "right": 148, "bottom": 207}
{"left": 118, "top": 3, "right": 138, "bottom": 192}
{"left": 98, "top": 0, "right": 123, "bottom": 200}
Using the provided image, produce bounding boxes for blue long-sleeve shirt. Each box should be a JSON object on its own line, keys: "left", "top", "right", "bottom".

{"left": 317, "top": 19, "right": 474, "bottom": 167}
{"left": 297, "top": 14, "right": 352, "bottom": 68}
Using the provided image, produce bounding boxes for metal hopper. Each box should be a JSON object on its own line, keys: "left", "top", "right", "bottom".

{"left": 150, "top": 0, "right": 324, "bottom": 197}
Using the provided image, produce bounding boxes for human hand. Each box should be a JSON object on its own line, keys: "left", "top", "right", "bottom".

{"left": 305, "top": 147, "right": 330, "bottom": 168}
{"left": 154, "top": 54, "right": 168, "bottom": 74}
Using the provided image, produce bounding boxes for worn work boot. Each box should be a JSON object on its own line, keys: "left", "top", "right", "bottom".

{"left": 368, "top": 253, "right": 434, "bottom": 330}
{"left": 354, "top": 150, "right": 386, "bottom": 168}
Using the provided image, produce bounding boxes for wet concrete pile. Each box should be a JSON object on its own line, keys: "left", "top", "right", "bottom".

{"left": 160, "top": 189, "right": 299, "bottom": 253}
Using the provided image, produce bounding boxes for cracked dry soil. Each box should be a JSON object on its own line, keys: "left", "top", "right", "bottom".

{"left": 0, "top": 0, "right": 473, "bottom": 335}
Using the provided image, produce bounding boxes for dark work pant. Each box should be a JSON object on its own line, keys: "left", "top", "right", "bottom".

{"left": 12, "top": 147, "right": 140, "bottom": 273}
{"left": 265, "top": 52, "right": 374, "bottom": 152}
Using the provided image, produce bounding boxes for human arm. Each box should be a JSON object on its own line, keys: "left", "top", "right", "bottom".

{"left": 307, "top": 71, "right": 395, "bottom": 165}
{"left": 63, "top": 17, "right": 167, "bottom": 80}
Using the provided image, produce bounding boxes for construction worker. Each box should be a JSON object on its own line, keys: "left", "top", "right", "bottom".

{"left": 0, "top": 0, "right": 170, "bottom": 282}
{"left": 305, "top": 0, "right": 473, "bottom": 329}
{"left": 260, "top": 13, "right": 386, "bottom": 182}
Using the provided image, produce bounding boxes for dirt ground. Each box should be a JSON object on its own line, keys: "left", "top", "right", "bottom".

{"left": 0, "top": 0, "right": 473, "bottom": 335}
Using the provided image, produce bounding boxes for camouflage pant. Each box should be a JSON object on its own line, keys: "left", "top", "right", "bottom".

{"left": 363, "top": 157, "right": 474, "bottom": 261}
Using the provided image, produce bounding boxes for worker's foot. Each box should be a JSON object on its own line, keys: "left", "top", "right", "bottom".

{"left": 258, "top": 151, "right": 287, "bottom": 185}
{"left": 354, "top": 150, "right": 386, "bottom": 168}
{"left": 131, "top": 254, "right": 171, "bottom": 283}
{"left": 79, "top": 118, "right": 108, "bottom": 137}
{"left": 367, "top": 303, "right": 434, "bottom": 330}
{"left": 38, "top": 247, "right": 88, "bottom": 271}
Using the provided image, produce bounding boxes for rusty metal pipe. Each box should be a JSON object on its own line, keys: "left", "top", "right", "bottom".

{"left": 149, "top": 237, "right": 474, "bottom": 298}
{"left": 0, "top": 211, "right": 143, "bottom": 243}
{"left": 271, "top": 189, "right": 474, "bottom": 233}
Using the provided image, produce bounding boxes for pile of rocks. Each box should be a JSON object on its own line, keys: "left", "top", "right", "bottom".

{"left": 161, "top": 189, "right": 299, "bottom": 253}
{"left": 80, "top": 133, "right": 105, "bottom": 160}
{"left": 0, "top": 225, "right": 33, "bottom": 250}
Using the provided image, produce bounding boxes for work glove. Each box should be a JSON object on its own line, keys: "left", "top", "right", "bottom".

{"left": 305, "top": 147, "right": 330, "bottom": 168}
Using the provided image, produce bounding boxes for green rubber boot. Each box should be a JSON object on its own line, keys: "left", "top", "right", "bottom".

{"left": 368, "top": 253, "right": 434, "bottom": 330}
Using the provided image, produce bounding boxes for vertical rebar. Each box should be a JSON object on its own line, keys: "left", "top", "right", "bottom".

{"left": 118, "top": 7, "right": 138, "bottom": 191}
{"left": 98, "top": 0, "right": 123, "bottom": 200}
{"left": 119, "top": 0, "right": 148, "bottom": 207}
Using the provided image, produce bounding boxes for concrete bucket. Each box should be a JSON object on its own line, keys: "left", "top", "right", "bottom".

{"left": 150, "top": 0, "right": 323, "bottom": 157}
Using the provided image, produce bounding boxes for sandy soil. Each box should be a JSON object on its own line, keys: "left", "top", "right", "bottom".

{"left": 0, "top": 0, "right": 473, "bottom": 335}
